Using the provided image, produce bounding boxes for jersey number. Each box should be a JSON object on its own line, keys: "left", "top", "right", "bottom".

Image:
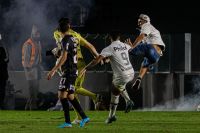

{"left": 73, "top": 48, "right": 77, "bottom": 64}
{"left": 71, "top": 37, "right": 78, "bottom": 64}
{"left": 121, "top": 52, "right": 130, "bottom": 66}
{"left": 60, "top": 77, "right": 66, "bottom": 85}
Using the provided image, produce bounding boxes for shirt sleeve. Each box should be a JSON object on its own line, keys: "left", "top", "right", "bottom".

{"left": 140, "top": 23, "right": 151, "bottom": 35}
{"left": 100, "top": 46, "right": 112, "bottom": 57}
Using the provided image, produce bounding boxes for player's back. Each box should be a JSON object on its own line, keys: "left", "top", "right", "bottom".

{"left": 107, "top": 40, "right": 134, "bottom": 79}
{"left": 141, "top": 23, "right": 165, "bottom": 50}
{"left": 54, "top": 29, "right": 84, "bottom": 59}
{"left": 61, "top": 35, "right": 78, "bottom": 77}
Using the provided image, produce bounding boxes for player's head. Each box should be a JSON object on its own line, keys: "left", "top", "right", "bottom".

{"left": 138, "top": 14, "right": 150, "bottom": 27}
{"left": 109, "top": 30, "right": 120, "bottom": 42}
{"left": 31, "top": 24, "right": 40, "bottom": 41}
{"left": 58, "top": 17, "right": 70, "bottom": 33}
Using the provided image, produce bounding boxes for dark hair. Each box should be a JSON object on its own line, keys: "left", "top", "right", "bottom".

{"left": 58, "top": 17, "right": 70, "bottom": 33}
{"left": 109, "top": 30, "right": 120, "bottom": 41}
{"left": 58, "top": 17, "right": 70, "bottom": 24}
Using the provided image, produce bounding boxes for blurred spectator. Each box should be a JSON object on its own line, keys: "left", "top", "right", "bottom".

{"left": 22, "top": 25, "right": 42, "bottom": 110}
{"left": 0, "top": 33, "right": 9, "bottom": 110}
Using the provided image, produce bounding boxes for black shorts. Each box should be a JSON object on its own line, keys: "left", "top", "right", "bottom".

{"left": 58, "top": 76, "right": 76, "bottom": 94}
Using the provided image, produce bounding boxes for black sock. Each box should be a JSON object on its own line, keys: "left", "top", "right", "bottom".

{"left": 60, "top": 98, "right": 70, "bottom": 123}
{"left": 69, "top": 98, "right": 87, "bottom": 119}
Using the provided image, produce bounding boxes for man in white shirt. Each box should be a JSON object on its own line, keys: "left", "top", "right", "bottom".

{"left": 126, "top": 14, "right": 165, "bottom": 90}
{"left": 81, "top": 31, "right": 134, "bottom": 124}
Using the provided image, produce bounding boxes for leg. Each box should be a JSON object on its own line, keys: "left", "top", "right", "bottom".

{"left": 25, "top": 80, "right": 33, "bottom": 110}
{"left": 76, "top": 59, "right": 97, "bottom": 103}
{"left": 58, "top": 91, "right": 72, "bottom": 128}
{"left": 75, "top": 74, "right": 97, "bottom": 102}
{"left": 26, "top": 80, "right": 39, "bottom": 110}
{"left": 105, "top": 93, "right": 119, "bottom": 124}
{"left": 75, "top": 66, "right": 102, "bottom": 110}
{"left": 130, "top": 65, "right": 147, "bottom": 91}
{"left": 71, "top": 73, "right": 90, "bottom": 123}
{"left": 30, "top": 80, "right": 39, "bottom": 110}
{"left": 68, "top": 92, "right": 90, "bottom": 127}
{"left": 0, "top": 80, "right": 6, "bottom": 109}
{"left": 132, "top": 45, "right": 161, "bottom": 90}
{"left": 68, "top": 93, "right": 87, "bottom": 119}
{"left": 120, "top": 89, "right": 134, "bottom": 113}
{"left": 138, "top": 66, "right": 148, "bottom": 79}
{"left": 105, "top": 84, "right": 120, "bottom": 124}
{"left": 71, "top": 93, "right": 82, "bottom": 124}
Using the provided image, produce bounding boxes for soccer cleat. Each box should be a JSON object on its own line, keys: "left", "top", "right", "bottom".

{"left": 125, "top": 100, "right": 134, "bottom": 113}
{"left": 58, "top": 122, "right": 72, "bottom": 128}
{"left": 131, "top": 77, "right": 142, "bottom": 90}
{"left": 71, "top": 118, "right": 81, "bottom": 125}
{"left": 80, "top": 117, "right": 90, "bottom": 127}
{"left": 105, "top": 116, "right": 117, "bottom": 124}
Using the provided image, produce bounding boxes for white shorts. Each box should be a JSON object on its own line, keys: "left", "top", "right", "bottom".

{"left": 112, "top": 74, "right": 134, "bottom": 91}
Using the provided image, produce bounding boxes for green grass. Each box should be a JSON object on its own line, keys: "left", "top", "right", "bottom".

{"left": 0, "top": 111, "right": 200, "bottom": 133}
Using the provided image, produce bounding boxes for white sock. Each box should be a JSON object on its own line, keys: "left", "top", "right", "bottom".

{"left": 108, "top": 94, "right": 119, "bottom": 118}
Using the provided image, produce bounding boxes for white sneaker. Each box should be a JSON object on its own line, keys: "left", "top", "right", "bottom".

{"left": 71, "top": 119, "right": 81, "bottom": 125}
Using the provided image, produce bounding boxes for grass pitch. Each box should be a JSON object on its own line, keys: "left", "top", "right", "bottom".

{"left": 0, "top": 111, "right": 200, "bottom": 133}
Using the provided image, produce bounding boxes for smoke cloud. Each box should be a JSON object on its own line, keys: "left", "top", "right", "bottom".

{"left": 1, "top": 0, "right": 93, "bottom": 70}
{"left": 143, "top": 76, "right": 200, "bottom": 111}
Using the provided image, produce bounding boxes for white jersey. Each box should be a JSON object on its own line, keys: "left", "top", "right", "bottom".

{"left": 100, "top": 40, "right": 134, "bottom": 89}
{"left": 140, "top": 23, "right": 165, "bottom": 50}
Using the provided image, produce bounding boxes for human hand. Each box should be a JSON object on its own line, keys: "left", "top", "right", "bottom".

{"left": 47, "top": 69, "right": 56, "bottom": 80}
{"left": 125, "top": 38, "right": 133, "bottom": 46}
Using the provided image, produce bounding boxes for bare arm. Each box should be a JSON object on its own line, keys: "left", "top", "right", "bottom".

{"left": 84, "top": 41, "right": 99, "bottom": 58}
{"left": 86, "top": 55, "right": 105, "bottom": 70}
{"left": 80, "top": 55, "right": 105, "bottom": 77}
{"left": 126, "top": 33, "right": 146, "bottom": 49}
{"left": 80, "top": 36, "right": 99, "bottom": 58}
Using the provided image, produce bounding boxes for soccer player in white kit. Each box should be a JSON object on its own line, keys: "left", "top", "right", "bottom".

{"left": 80, "top": 31, "right": 135, "bottom": 124}
{"left": 126, "top": 14, "right": 165, "bottom": 90}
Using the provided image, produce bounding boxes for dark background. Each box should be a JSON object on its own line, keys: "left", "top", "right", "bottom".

{"left": 0, "top": 0, "right": 200, "bottom": 34}
{"left": 85, "top": 0, "right": 200, "bottom": 33}
{"left": 1, "top": 0, "right": 200, "bottom": 110}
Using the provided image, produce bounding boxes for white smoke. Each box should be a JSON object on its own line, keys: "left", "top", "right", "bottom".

{"left": 2, "top": 0, "right": 93, "bottom": 70}
{"left": 143, "top": 76, "right": 200, "bottom": 111}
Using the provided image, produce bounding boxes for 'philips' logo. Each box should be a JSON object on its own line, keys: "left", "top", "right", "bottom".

{"left": 113, "top": 46, "right": 127, "bottom": 51}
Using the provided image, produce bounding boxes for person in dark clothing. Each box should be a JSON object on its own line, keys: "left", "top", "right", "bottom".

{"left": 0, "top": 33, "right": 9, "bottom": 109}
{"left": 47, "top": 20, "right": 90, "bottom": 128}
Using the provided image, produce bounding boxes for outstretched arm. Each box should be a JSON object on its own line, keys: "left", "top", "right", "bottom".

{"left": 126, "top": 33, "right": 146, "bottom": 49}
{"left": 80, "top": 36, "right": 99, "bottom": 58}
{"left": 80, "top": 55, "right": 105, "bottom": 77}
